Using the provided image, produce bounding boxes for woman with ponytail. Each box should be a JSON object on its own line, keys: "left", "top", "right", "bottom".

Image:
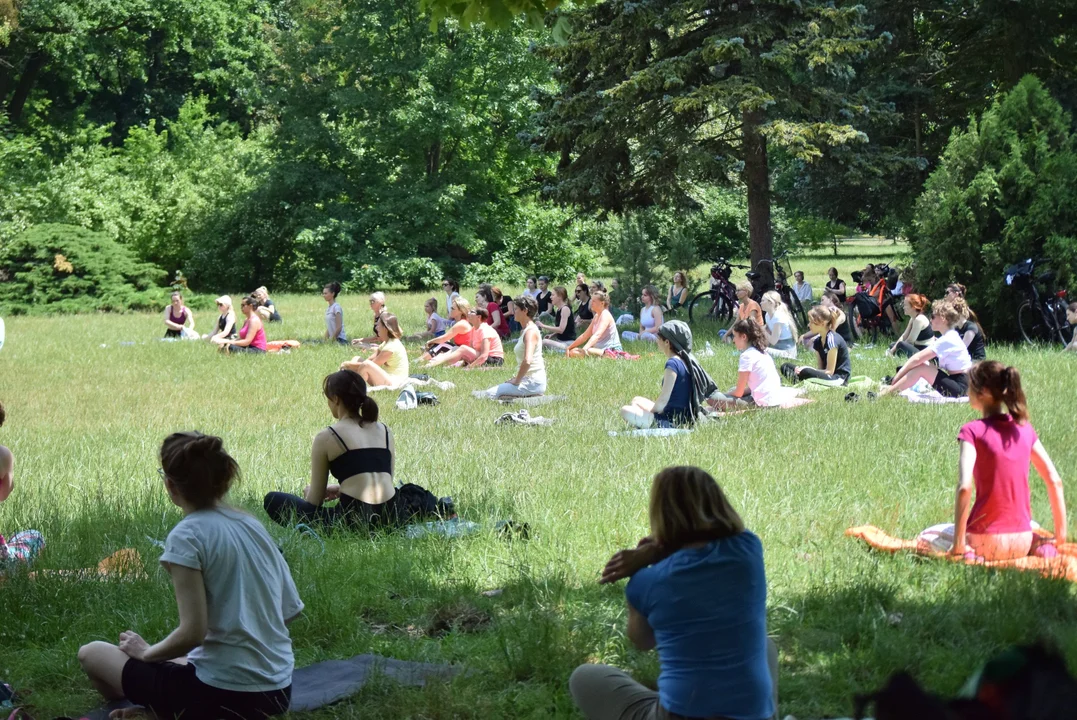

{"left": 79, "top": 432, "right": 302, "bottom": 720}
{"left": 946, "top": 284, "right": 986, "bottom": 360}
{"left": 786, "top": 305, "right": 851, "bottom": 386}
{"left": 264, "top": 370, "right": 402, "bottom": 530}
{"left": 949, "top": 362, "right": 1067, "bottom": 561}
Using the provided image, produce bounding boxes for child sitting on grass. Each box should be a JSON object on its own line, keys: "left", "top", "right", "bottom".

{"left": 405, "top": 298, "right": 451, "bottom": 341}
{"left": 79, "top": 431, "right": 302, "bottom": 720}
{"left": 0, "top": 401, "right": 45, "bottom": 569}
{"left": 785, "top": 305, "right": 851, "bottom": 387}
{"left": 707, "top": 319, "right": 790, "bottom": 410}
{"left": 947, "top": 362, "right": 1067, "bottom": 562}
{"left": 880, "top": 299, "right": 972, "bottom": 398}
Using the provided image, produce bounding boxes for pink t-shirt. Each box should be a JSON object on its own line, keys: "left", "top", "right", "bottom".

{"left": 470, "top": 322, "right": 504, "bottom": 358}
{"left": 957, "top": 414, "right": 1038, "bottom": 534}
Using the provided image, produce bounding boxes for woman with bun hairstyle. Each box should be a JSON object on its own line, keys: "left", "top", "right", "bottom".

{"left": 340, "top": 312, "right": 409, "bottom": 387}
{"left": 264, "top": 370, "right": 401, "bottom": 530}
{"left": 220, "top": 295, "right": 267, "bottom": 354}
{"left": 567, "top": 291, "right": 622, "bottom": 358}
{"left": 79, "top": 432, "right": 302, "bottom": 720}
{"left": 786, "top": 305, "right": 851, "bottom": 386}
{"left": 539, "top": 285, "right": 577, "bottom": 352}
{"left": 881, "top": 299, "right": 972, "bottom": 398}
{"left": 945, "top": 284, "right": 986, "bottom": 360}
{"left": 949, "top": 362, "right": 1067, "bottom": 561}
{"left": 323, "top": 282, "right": 346, "bottom": 344}
{"left": 571, "top": 466, "right": 777, "bottom": 720}
{"left": 888, "top": 293, "right": 932, "bottom": 358}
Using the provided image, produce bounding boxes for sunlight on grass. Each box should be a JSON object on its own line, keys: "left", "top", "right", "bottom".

{"left": 1, "top": 244, "right": 1075, "bottom": 718}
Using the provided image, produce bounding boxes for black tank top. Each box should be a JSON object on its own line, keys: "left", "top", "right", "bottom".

{"left": 826, "top": 279, "right": 847, "bottom": 304}
{"left": 554, "top": 305, "right": 576, "bottom": 341}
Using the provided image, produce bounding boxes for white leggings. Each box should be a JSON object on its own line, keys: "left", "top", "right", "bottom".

{"left": 621, "top": 331, "right": 657, "bottom": 343}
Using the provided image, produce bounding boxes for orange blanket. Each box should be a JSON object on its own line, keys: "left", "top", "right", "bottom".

{"left": 28, "top": 548, "right": 147, "bottom": 582}
{"left": 267, "top": 340, "right": 300, "bottom": 353}
{"left": 846, "top": 525, "right": 1077, "bottom": 583}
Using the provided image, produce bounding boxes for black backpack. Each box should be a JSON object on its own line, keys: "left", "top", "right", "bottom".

{"left": 853, "top": 291, "right": 881, "bottom": 320}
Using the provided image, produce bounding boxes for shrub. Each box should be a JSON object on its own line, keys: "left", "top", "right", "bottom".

{"left": 0, "top": 224, "right": 165, "bottom": 314}
{"left": 910, "top": 76, "right": 1077, "bottom": 338}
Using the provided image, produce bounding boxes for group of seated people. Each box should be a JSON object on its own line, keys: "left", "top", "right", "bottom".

{"left": 163, "top": 288, "right": 280, "bottom": 354}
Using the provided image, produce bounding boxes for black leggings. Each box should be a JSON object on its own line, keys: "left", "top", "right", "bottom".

{"left": 795, "top": 367, "right": 847, "bottom": 384}
{"left": 892, "top": 341, "right": 927, "bottom": 358}
{"left": 263, "top": 491, "right": 399, "bottom": 530}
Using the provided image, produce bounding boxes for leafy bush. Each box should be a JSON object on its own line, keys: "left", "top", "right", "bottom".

{"left": 910, "top": 76, "right": 1077, "bottom": 338}
{"left": 0, "top": 224, "right": 165, "bottom": 314}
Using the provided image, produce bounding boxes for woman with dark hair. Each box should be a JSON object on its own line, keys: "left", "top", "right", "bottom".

{"left": 620, "top": 320, "right": 717, "bottom": 428}
{"left": 571, "top": 466, "right": 777, "bottom": 720}
{"left": 442, "top": 278, "right": 461, "bottom": 318}
{"left": 264, "top": 370, "right": 400, "bottom": 529}
{"left": 80, "top": 432, "right": 302, "bottom": 720}
{"left": 539, "top": 286, "right": 577, "bottom": 352}
{"left": 477, "top": 288, "right": 509, "bottom": 339}
{"left": 220, "top": 295, "right": 267, "bottom": 354}
{"left": 323, "top": 282, "right": 346, "bottom": 344}
{"left": 163, "top": 293, "right": 195, "bottom": 339}
{"left": 574, "top": 283, "right": 594, "bottom": 331}
{"left": 475, "top": 295, "right": 546, "bottom": 398}
{"left": 825, "top": 267, "right": 847, "bottom": 304}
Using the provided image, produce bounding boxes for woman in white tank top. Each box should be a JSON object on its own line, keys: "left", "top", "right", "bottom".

{"left": 622, "top": 285, "right": 664, "bottom": 343}
{"left": 474, "top": 295, "right": 547, "bottom": 399}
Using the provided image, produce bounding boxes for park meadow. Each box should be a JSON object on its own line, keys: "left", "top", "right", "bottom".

{"left": 2, "top": 243, "right": 1077, "bottom": 718}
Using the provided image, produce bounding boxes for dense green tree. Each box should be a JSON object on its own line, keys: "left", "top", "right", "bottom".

{"left": 532, "top": 0, "right": 883, "bottom": 271}
{"left": 910, "top": 76, "right": 1077, "bottom": 339}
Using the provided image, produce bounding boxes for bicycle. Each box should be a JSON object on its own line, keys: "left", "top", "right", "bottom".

{"left": 1005, "top": 258, "right": 1073, "bottom": 346}
{"left": 688, "top": 258, "right": 749, "bottom": 328}
{"left": 752, "top": 251, "right": 809, "bottom": 329}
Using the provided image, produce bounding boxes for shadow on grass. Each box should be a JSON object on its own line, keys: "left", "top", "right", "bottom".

{"left": 770, "top": 566, "right": 1077, "bottom": 718}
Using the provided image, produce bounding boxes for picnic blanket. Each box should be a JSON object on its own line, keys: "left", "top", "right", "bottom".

{"left": 604, "top": 348, "right": 640, "bottom": 360}
{"left": 368, "top": 377, "right": 456, "bottom": 393}
{"left": 85, "top": 653, "right": 462, "bottom": 719}
{"left": 846, "top": 525, "right": 1077, "bottom": 583}
{"left": 608, "top": 427, "right": 692, "bottom": 438}
{"left": 26, "top": 548, "right": 146, "bottom": 582}
{"left": 799, "top": 375, "right": 875, "bottom": 392}
{"left": 266, "top": 340, "right": 300, "bottom": 353}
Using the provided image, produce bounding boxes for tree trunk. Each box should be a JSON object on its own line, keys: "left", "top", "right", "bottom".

{"left": 742, "top": 109, "right": 773, "bottom": 283}
{"left": 7, "top": 50, "right": 47, "bottom": 122}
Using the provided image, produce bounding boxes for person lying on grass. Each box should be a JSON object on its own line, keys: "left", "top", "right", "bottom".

{"left": 538, "top": 286, "right": 577, "bottom": 352}
{"left": 948, "top": 361, "right": 1068, "bottom": 562}
{"left": 264, "top": 370, "right": 405, "bottom": 530}
{"left": 723, "top": 281, "right": 764, "bottom": 343}
{"left": 220, "top": 294, "right": 267, "bottom": 355}
{"left": 620, "top": 321, "right": 715, "bottom": 428}
{"left": 79, "top": 431, "right": 303, "bottom": 720}
{"left": 880, "top": 299, "right": 972, "bottom": 398}
{"left": 424, "top": 306, "right": 504, "bottom": 369}
{"left": 420, "top": 298, "right": 473, "bottom": 362}
{"left": 760, "top": 291, "right": 798, "bottom": 359}
{"left": 0, "top": 402, "right": 45, "bottom": 570}
{"left": 475, "top": 295, "right": 547, "bottom": 399}
{"left": 571, "top": 466, "right": 777, "bottom": 720}
{"left": 162, "top": 292, "right": 195, "bottom": 339}
{"left": 405, "top": 297, "right": 451, "bottom": 342}
{"left": 341, "top": 312, "right": 409, "bottom": 387}
{"left": 707, "top": 319, "right": 790, "bottom": 411}
{"left": 784, "top": 305, "right": 851, "bottom": 387}
{"left": 567, "top": 291, "right": 622, "bottom": 358}
{"left": 887, "top": 293, "right": 932, "bottom": 358}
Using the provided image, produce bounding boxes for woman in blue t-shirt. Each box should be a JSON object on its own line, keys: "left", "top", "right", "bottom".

{"left": 571, "top": 466, "right": 777, "bottom": 720}
{"left": 619, "top": 321, "right": 694, "bottom": 428}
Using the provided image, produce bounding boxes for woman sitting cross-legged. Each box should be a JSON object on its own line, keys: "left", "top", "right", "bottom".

{"left": 621, "top": 321, "right": 717, "bottom": 428}
{"left": 163, "top": 292, "right": 195, "bottom": 339}
{"left": 666, "top": 271, "right": 688, "bottom": 313}
{"left": 424, "top": 306, "right": 504, "bottom": 369}
{"left": 539, "top": 285, "right": 577, "bottom": 353}
{"left": 420, "top": 298, "right": 474, "bottom": 361}
{"left": 887, "top": 293, "right": 932, "bottom": 358}
{"left": 79, "top": 432, "right": 302, "bottom": 720}
{"left": 567, "top": 291, "right": 622, "bottom": 358}
{"left": 948, "top": 362, "right": 1067, "bottom": 561}
{"left": 784, "top": 305, "right": 851, "bottom": 387}
{"left": 574, "top": 283, "right": 595, "bottom": 332}
{"left": 880, "top": 299, "right": 971, "bottom": 398}
{"left": 341, "top": 312, "right": 409, "bottom": 387}
{"left": 475, "top": 295, "right": 547, "bottom": 399}
{"left": 220, "top": 294, "right": 267, "bottom": 355}
{"left": 621, "top": 285, "right": 664, "bottom": 343}
{"left": 570, "top": 465, "right": 777, "bottom": 720}
{"left": 206, "top": 295, "right": 238, "bottom": 346}
{"left": 724, "top": 281, "right": 764, "bottom": 343}
{"left": 759, "top": 291, "right": 798, "bottom": 359}
{"left": 708, "top": 319, "right": 792, "bottom": 411}
{"left": 798, "top": 291, "right": 852, "bottom": 348}
{"left": 264, "top": 370, "right": 406, "bottom": 531}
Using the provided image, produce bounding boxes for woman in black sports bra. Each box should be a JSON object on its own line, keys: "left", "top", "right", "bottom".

{"left": 263, "top": 370, "right": 402, "bottom": 529}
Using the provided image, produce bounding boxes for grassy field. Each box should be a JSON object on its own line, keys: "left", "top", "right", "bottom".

{"left": 2, "top": 239, "right": 1077, "bottom": 719}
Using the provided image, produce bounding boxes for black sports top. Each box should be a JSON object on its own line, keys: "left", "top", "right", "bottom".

{"left": 327, "top": 424, "right": 393, "bottom": 481}
{"left": 554, "top": 304, "right": 577, "bottom": 341}
{"left": 825, "top": 279, "right": 847, "bottom": 304}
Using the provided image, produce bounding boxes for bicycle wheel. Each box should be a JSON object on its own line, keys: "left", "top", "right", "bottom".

{"left": 1046, "top": 298, "right": 1070, "bottom": 346}
{"left": 787, "top": 291, "right": 808, "bottom": 329}
{"left": 1018, "top": 301, "right": 1048, "bottom": 344}
{"left": 688, "top": 291, "right": 730, "bottom": 329}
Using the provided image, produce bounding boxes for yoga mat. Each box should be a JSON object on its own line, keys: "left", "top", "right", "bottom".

{"left": 846, "top": 525, "right": 1077, "bottom": 583}
{"left": 900, "top": 388, "right": 969, "bottom": 404}
{"left": 84, "top": 654, "right": 462, "bottom": 719}
{"left": 608, "top": 428, "right": 692, "bottom": 437}
{"left": 497, "top": 394, "right": 565, "bottom": 407}
{"left": 707, "top": 396, "right": 814, "bottom": 418}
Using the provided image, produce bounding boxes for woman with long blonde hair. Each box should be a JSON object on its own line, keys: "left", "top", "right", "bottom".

{"left": 571, "top": 466, "right": 777, "bottom": 720}
{"left": 759, "top": 290, "right": 797, "bottom": 359}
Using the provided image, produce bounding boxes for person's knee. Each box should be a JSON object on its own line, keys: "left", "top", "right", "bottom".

{"left": 569, "top": 663, "right": 601, "bottom": 703}
{"left": 78, "top": 641, "right": 112, "bottom": 671}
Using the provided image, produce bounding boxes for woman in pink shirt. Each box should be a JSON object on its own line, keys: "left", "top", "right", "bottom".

{"left": 952, "top": 361, "right": 1067, "bottom": 562}
{"left": 221, "top": 295, "right": 267, "bottom": 354}
{"left": 424, "top": 306, "right": 504, "bottom": 368}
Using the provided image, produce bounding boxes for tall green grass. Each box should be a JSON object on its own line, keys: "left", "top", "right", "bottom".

{"left": 1, "top": 243, "right": 1076, "bottom": 719}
